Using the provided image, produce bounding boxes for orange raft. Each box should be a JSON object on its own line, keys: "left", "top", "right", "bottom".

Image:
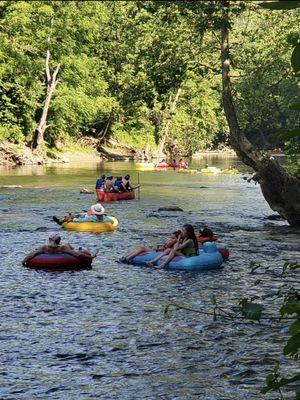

{"left": 96, "top": 190, "right": 135, "bottom": 202}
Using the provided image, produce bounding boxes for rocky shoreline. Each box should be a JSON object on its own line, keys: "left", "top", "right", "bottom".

{"left": 0, "top": 139, "right": 135, "bottom": 167}
{"left": 0, "top": 139, "right": 237, "bottom": 168}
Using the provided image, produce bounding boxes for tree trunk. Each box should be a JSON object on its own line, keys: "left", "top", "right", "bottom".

{"left": 157, "top": 87, "right": 181, "bottom": 158}
{"left": 221, "top": 5, "right": 300, "bottom": 226}
{"left": 32, "top": 50, "right": 60, "bottom": 151}
{"left": 97, "top": 109, "right": 114, "bottom": 147}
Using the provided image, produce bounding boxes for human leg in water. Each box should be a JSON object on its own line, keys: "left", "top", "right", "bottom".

{"left": 53, "top": 213, "right": 78, "bottom": 225}
{"left": 122, "top": 245, "right": 150, "bottom": 263}
{"left": 146, "top": 249, "right": 182, "bottom": 269}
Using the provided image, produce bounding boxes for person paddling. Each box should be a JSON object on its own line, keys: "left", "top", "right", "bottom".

{"left": 118, "top": 174, "right": 139, "bottom": 192}
{"left": 96, "top": 174, "right": 106, "bottom": 190}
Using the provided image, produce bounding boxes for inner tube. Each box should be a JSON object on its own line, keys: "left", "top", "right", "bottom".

{"left": 200, "top": 167, "right": 221, "bottom": 174}
{"left": 155, "top": 162, "right": 168, "bottom": 168}
{"left": 197, "top": 236, "right": 218, "bottom": 243}
{"left": 169, "top": 163, "right": 187, "bottom": 169}
{"left": 25, "top": 253, "right": 92, "bottom": 271}
{"left": 135, "top": 162, "right": 155, "bottom": 170}
{"left": 96, "top": 190, "right": 135, "bottom": 202}
{"left": 178, "top": 169, "right": 199, "bottom": 174}
{"left": 220, "top": 169, "right": 239, "bottom": 175}
{"left": 217, "top": 246, "right": 229, "bottom": 261}
{"left": 62, "top": 216, "right": 118, "bottom": 233}
{"left": 130, "top": 242, "right": 224, "bottom": 271}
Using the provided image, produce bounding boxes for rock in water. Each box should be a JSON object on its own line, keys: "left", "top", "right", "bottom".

{"left": 80, "top": 188, "right": 94, "bottom": 194}
{"left": 157, "top": 206, "right": 183, "bottom": 212}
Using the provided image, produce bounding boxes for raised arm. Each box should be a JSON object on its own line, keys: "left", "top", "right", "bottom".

{"left": 176, "top": 238, "right": 193, "bottom": 251}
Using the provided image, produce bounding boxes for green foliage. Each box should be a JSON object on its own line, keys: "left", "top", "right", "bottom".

{"left": 258, "top": 0, "right": 300, "bottom": 176}
{"left": 0, "top": 124, "right": 23, "bottom": 143}
{"left": 0, "top": 0, "right": 299, "bottom": 158}
{"left": 238, "top": 298, "right": 264, "bottom": 321}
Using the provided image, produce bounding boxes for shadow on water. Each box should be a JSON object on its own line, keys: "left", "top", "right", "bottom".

{"left": 0, "top": 158, "right": 299, "bottom": 400}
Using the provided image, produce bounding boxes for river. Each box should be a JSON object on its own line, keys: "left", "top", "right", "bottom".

{"left": 0, "top": 157, "right": 299, "bottom": 400}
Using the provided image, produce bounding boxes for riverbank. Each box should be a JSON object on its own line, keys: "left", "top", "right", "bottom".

{"left": 0, "top": 139, "right": 240, "bottom": 168}
{"left": 0, "top": 139, "right": 135, "bottom": 167}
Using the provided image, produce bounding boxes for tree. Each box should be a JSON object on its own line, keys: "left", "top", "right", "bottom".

{"left": 220, "top": 0, "right": 300, "bottom": 226}
{"left": 31, "top": 49, "right": 60, "bottom": 151}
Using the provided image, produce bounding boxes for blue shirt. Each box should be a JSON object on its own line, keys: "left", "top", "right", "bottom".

{"left": 114, "top": 179, "right": 122, "bottom": 187}
{"left": 73, "top": 214, "right": 112, "bottom": 223}
{"left": 96, "top": 178, "right": 105, "bottom": 189}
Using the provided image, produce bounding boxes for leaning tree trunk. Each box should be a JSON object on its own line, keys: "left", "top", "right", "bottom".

{"left": 32, "top": 50, "right": 60, "bottom": 151}
{"left": 157, "top": 87, "right": 181, "bottom": 158}
{"left": 97, "top": 109, "right": 114, "bottom": 148}
{"left": 221, "top": 7, "right": 300, "bottom": 226}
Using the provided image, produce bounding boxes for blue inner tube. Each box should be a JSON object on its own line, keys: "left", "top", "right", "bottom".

{"left": 25, "top": 253, "right": 92, "bottom": 271}
{"left": 131, "top": 242, "right": 224, "bottom": 271}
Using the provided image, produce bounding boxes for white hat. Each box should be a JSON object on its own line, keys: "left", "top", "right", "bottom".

{"left": 49, "top": 231, "right": 61, "bottom": 241}
{"left": 91, "top": 203, "right": 105, "bottom": 215}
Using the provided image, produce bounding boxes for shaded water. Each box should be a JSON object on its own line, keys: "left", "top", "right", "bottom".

{"left": 0, "top": 158, "right": 299, "bottom": 400}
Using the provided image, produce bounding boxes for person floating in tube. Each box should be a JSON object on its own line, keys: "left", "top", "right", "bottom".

{"left": 22, "top": 232, "right": 95, "bottom": 266}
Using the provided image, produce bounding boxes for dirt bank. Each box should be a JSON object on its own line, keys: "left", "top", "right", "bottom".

{"left": 0, "top": 139, "right": 135, "bottom": 167}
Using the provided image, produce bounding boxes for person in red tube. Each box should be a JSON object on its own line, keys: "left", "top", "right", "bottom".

{"left": 22, "top": 232, "right": 95, "bottom": 265}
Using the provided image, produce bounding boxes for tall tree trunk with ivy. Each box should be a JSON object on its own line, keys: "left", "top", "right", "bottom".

{"left": 31, "top": 50, "right": 60, "bottom": 151}
{"left": 221, "top": 4, "right": 300, "bottom": 226}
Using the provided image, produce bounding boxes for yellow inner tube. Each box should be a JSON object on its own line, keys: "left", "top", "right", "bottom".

{"left": 62, "top": 216, "right": 118, "bottom": 233}
{"left": 200, "top": 167, "right": 221, "bottom": 174}
{"left": 135, "top": 162, "right": 155, "bottom": 170}
{"left": 178, "top": 169, "right": 199, "bottom": 174}
{"left": 220, "top": 169, "right": 239, "bottom": 175}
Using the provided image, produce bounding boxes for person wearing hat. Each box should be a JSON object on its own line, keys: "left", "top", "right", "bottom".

{"left": 22, "top": 232, "right": 95, "bottom": 265}
{"left": 72, "top": 203, "right": 107, "bottom": 222}
{"left": 53, "top": 203, "right": 111, "bottom": 225}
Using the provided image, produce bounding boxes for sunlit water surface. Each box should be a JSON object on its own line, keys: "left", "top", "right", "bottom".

{"left": 0, "top": 157, "right": 299, "bottom": 400}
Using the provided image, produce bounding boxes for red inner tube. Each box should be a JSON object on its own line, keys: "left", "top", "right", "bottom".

{"left": 25, "top": 253, "right": 92, "bottom": 271}
{"left": 197, "top": 236, "right": 218, "bottom": 243}
{"left": 169, "top": 163, "right": 187, "bottom": 168}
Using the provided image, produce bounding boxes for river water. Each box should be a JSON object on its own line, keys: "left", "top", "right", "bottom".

{"left": 0, "top": 157, "right": 299, "bottom": 400}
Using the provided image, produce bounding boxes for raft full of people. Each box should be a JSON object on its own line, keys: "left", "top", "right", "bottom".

{"left": 95, "top": 174, "right": 139, "bottom": 202}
